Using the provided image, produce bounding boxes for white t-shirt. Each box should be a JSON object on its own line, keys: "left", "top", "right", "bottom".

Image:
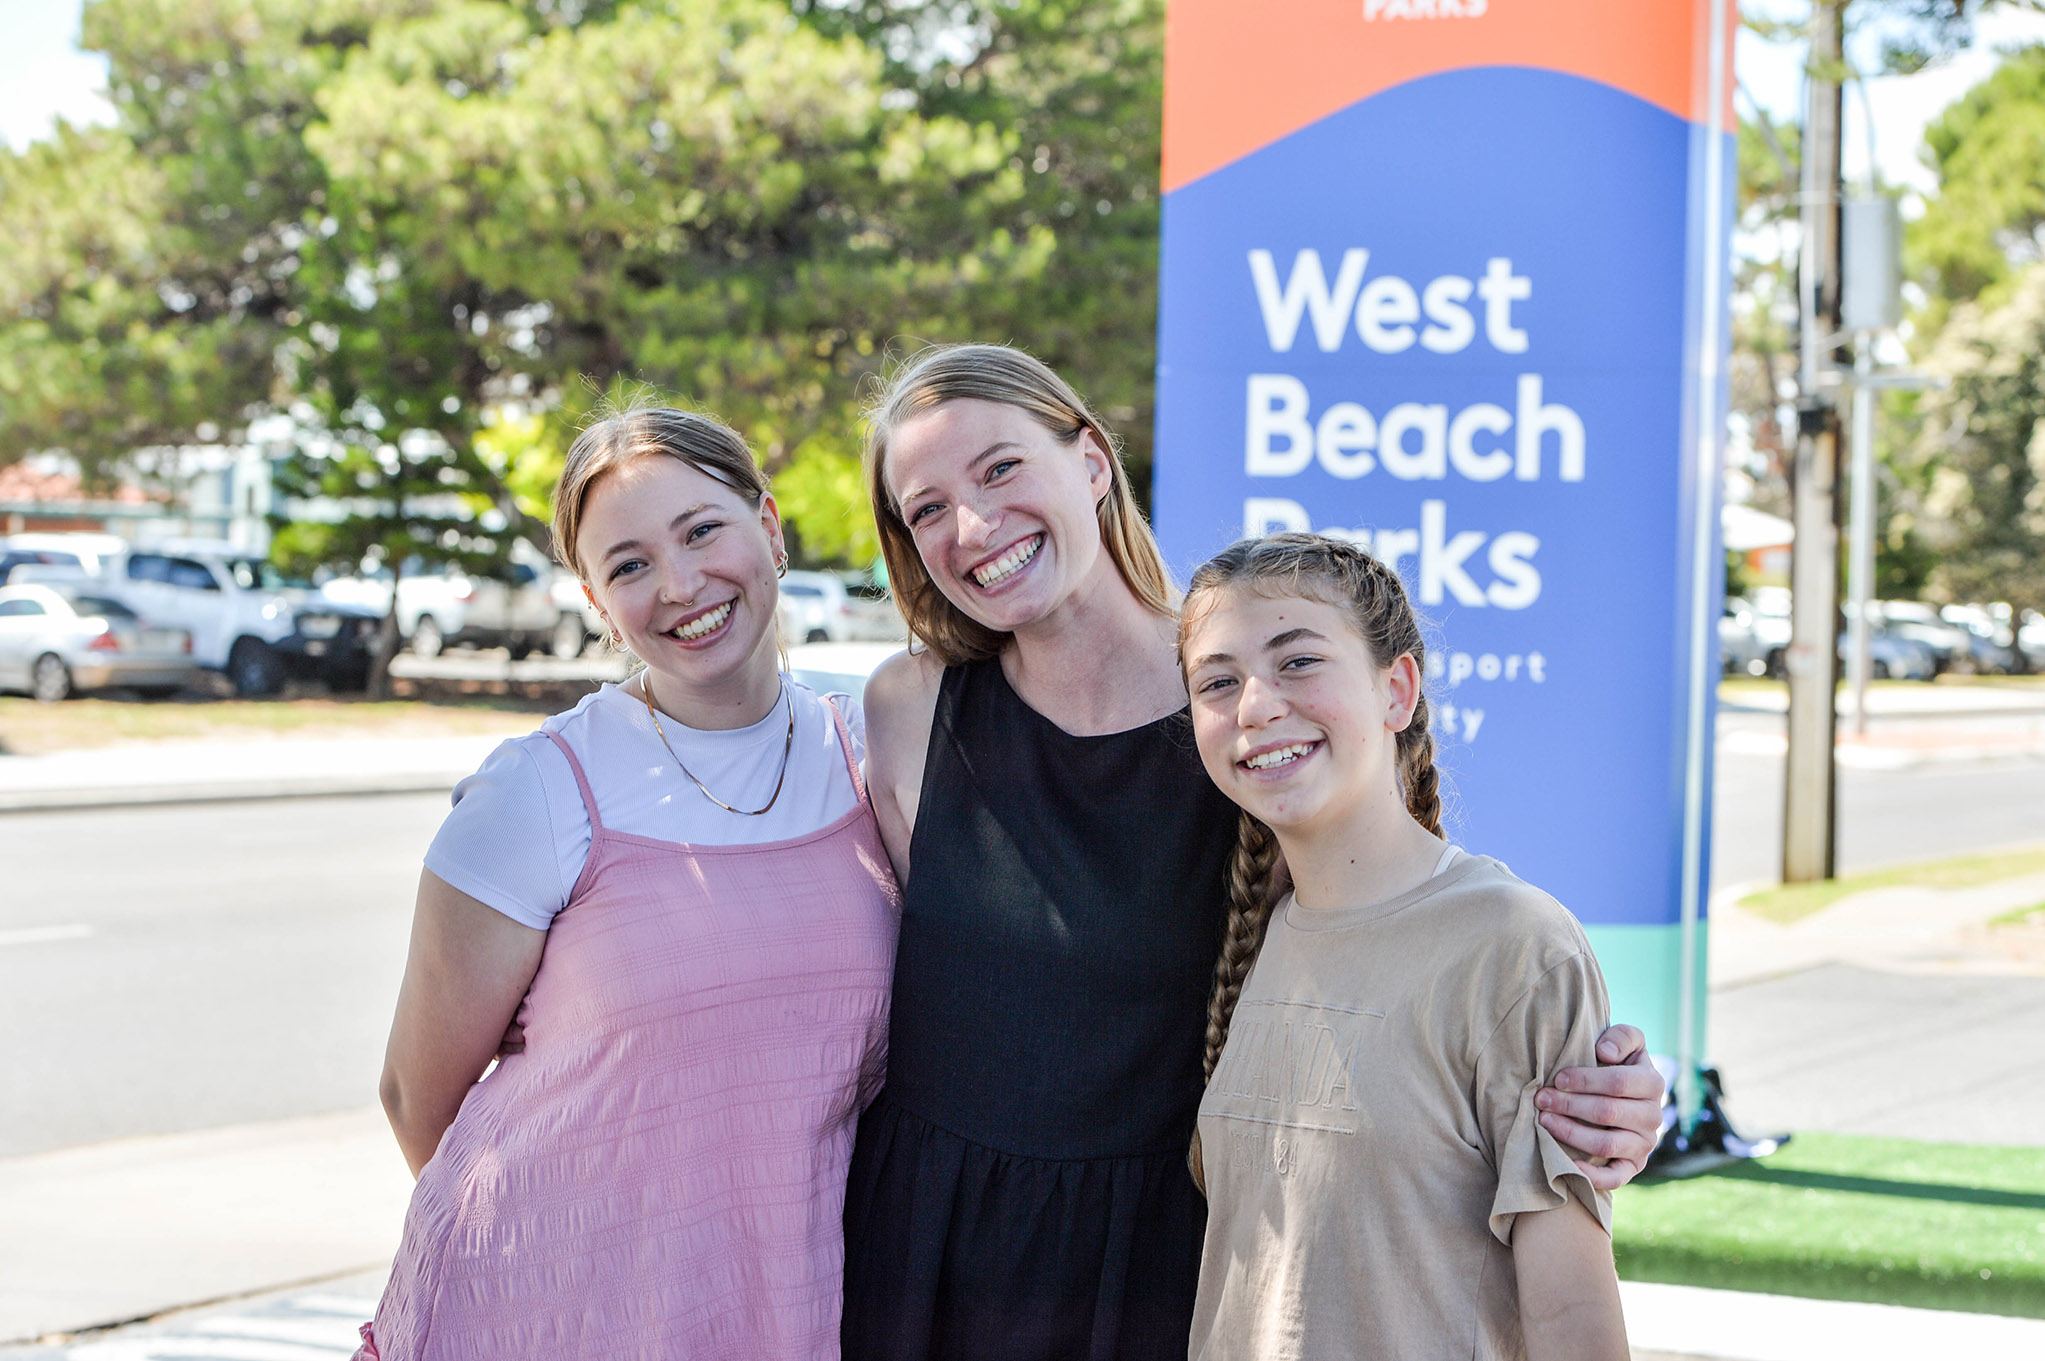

{"left": 425, "top": 677, "right": 864, "bottom": 930}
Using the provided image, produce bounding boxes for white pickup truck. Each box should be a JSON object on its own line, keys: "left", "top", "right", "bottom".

{"left": 104, "top": 543, "right": 381, "bottom": 695}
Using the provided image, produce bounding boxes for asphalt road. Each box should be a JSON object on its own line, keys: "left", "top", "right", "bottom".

{"left": 5, "top": 723, "right": 2043, "bottom": 1159}
{"left": 1711, "top": 710, "right": 2045, "bottom": 888}
{"left": 2, "top": 793, "right": 429, "bottom": 1158}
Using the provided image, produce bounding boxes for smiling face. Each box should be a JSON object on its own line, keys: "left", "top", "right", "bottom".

{"left": 577, "top": 453, "right": 784, "bottom": 696}
{"left": 883, "top": 397, "right": 1116, "bottom": 637}
{"left": 1182, "top": 587, "right": 1420, "bottom": 838}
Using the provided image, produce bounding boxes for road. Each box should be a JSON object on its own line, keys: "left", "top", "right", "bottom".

{"left": 1711, "top": 707, "right": 2045, "bottom": 888}
{"left": 4, "top": 717, "right": 2044, "bottom": 1158}
{"left": 2, "top": 794, "right": 429, "bottom": 1158}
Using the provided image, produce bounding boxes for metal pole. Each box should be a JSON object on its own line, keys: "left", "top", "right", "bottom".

{"left": 1848, "top": 334, "right": 1876, "bottom": 736}
{"left": 1676, "top": 0, "right": 1732, "bottom": 1125}
{"left": 1783, "top": 3, "right": 1845, "bottom": 884}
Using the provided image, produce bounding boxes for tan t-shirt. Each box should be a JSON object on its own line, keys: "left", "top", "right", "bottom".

{"left": 1188, "top": 852, "right": 1612, "bottom": 1361}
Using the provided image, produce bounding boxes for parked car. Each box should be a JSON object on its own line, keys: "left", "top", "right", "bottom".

{"left": 0, "top": 583, "right": 198, "bottom": 702}
{"left": 1720, "top": 596, "right": 1789, "bottom": 677}
{"left": 777, "top": 571, "right": 905, "bottom": 645}
{"left": 1933, "top": 603, "right": 2019, "bottom": 674}
{"left": 1875, "top": 601, "right": 1987, "bottom": 674}
{"left": 778, "top": 571, "right": 852, "bottom": 644}
{"left": 786, "top": 640, "right": 902, "bottom": 701}
{"left": 548, "top": 572, "right": 604, "bottom": 656}
{"left": 2020, "top": 610, "right": 2045, "bottom": 669}
{"left": 0, "top": 531, "right": 127, "bottom": 584}
{"left": 110, "top": 543, "right": 381, "bottom": 695}
{"left": 325, "top": 555, "right": 586, "bottom": 660}
{"left": 1840, "top": 624, "right": 1938, "bottom": 681}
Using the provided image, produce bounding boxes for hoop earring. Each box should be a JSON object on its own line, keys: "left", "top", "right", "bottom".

{"left": 775, "top": 554, "right": 788, "bottom": 579}
{"left": 607, "top": 625, "right": 625, "bottom": 649}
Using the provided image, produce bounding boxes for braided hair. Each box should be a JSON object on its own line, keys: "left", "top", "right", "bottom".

{"left": 1180, "top": 532, "right": 1443, "bottom": 1103}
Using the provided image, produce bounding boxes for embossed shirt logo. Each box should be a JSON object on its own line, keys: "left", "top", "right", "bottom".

{"left": 1211, "top": 999, "right": 1383, "bottom": 1136}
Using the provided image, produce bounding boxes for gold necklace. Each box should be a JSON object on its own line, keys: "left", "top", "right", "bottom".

{"left": 638, "top": 675, "right": 795, "bottom": 816}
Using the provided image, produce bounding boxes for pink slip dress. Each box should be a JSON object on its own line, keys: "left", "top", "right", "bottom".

{"left": 358, "top": 700, "right": 898, "bottom": 1360}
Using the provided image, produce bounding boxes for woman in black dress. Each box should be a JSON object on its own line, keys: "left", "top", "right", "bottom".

{"left": 841, "top": 344, "right": 1665, "bottom": 1361}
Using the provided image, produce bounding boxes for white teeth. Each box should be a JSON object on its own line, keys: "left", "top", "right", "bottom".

{"left": 972, "top": 536, "right": 1041, "bottom": 587}
{"left": 1244, "top": 743, "right": 1314, "bottom": 771}
{"left": 671, "top": 602, "right": 732, "bottom": 640}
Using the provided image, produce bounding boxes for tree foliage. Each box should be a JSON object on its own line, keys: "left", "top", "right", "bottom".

{"left": 1734, "top": 2, "right": 2044, "bottom": 600}
{"left": 0, "top": 0, "right": 1167, "bottom": 572}
{"left": 1912, "top": 43, "right": 2045, "bottom": 309}
{"left": 1896, "top": 261, "right": 2045, "bottom": 612}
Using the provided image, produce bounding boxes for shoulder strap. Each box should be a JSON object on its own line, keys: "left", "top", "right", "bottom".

{"left": 541, "top": 729, "right": 605, "bottom": 835}
{"left": 820, "top": 694, "right": 869, "bottom": 807}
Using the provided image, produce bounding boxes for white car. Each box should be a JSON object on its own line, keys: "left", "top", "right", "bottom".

{"left": 786, "top": 641, "right": 902, "bottom": 701}
{"left": 0, "top": 583, "right": 197, "bottom": 702}
{"left": 109, "top": 545, "right": 381, "bottom": 695}
{"left": 549, "top": 572, "right": 604, "bottom": 656}
{"left": 326, "top": 556, "right": 586, "bottom": 659}
{"left": 778, "top": 572, "right": 905, "bottom": 645}
{"left": 0, "top": 531, "right": 127, "bottom": 583}
{"left": 778, "top": 571, "right": 855, "bottom": 644}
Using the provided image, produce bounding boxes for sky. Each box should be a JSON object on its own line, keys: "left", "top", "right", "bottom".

{"left": 4, "top": 1, "right": 2045, "bottom": 188}
{"left": 0, "top": 1, "right": 115, "bottom": 154}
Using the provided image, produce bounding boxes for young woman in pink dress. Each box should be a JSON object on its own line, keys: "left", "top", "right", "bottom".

{"left": 356, "top": 408, "right": 899, "bottom": 1360}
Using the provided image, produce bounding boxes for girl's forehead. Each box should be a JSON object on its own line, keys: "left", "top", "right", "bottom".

{"left": 589, "top": 454, "right": 733, "bottom": 509}
{"left": 1191, "top": 582, "right": 1349, "bottom": 626}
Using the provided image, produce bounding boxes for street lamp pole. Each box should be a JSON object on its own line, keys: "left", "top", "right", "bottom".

{"left": 1783, "top": 1, "right": 1845, "bottom": 884}
{"left": 1848, "top": 331, "right": 1876, "bottom": 736}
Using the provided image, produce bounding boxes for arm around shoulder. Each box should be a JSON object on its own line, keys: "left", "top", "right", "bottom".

{"left": 859, "top": 647, "right": 944, "bottom": 882}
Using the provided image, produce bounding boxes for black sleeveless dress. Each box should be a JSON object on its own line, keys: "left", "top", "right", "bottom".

{"left": 841, "top": 658, "right": 1238, "bottom": 1361}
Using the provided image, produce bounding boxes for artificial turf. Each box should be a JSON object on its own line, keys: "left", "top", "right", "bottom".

{"left": 1613, "top": 1133, "right": 2045, "bottom": 1316}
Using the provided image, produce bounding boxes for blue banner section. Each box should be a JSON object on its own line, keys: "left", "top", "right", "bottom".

{"left": 1155, "top": 67, "right": 1718, "bottom": 930}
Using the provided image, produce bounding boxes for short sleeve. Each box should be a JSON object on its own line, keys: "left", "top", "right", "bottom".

{"left": 827, "top": 692, "right": 867, "bottom": 765}
{"left": 422, "top": 737, "right": 586, "bottom": 931}
{"left": 1475, "top": 948, "right": 1614, "bottom": 1245}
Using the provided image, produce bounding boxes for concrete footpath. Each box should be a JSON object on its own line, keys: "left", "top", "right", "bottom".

{"left": 0, "top": 735, "right": 507, "bottom": 812}
{"left": 5, "top": 1267, "right": 2044, "bottom": 1360}
{"left": 0, "top": 1109, "right": 413, "bottom": 1345}
{"left": 2, "top": 677, "right": 2039, "bottom": 815}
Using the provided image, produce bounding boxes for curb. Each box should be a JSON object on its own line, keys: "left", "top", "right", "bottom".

{"left": 0, "top": 773, "right": 465, "bottom": 814}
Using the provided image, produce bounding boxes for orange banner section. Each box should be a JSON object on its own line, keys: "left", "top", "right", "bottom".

{"left": 1161, "top": 0, "right": 1734, "bottom": 193}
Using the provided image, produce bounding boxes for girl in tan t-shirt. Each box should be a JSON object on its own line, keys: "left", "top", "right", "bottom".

{"left": 1175, "top": 532, "right": 1628, "bottom": 1361}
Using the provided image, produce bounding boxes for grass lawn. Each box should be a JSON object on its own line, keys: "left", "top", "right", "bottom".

{"left": 1736, "top": 844, "right": 2045, "bottom": 924}
{"left": 1991, "top": 901, "right": 2045, "bottom": 929}
{"left": 0, "top": 694, "right": 549, "bottom": 755}
{"left": 1615, "top": 1133, "right": 2045, "bottom": 1317}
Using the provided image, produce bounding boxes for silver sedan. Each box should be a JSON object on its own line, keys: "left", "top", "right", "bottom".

{"left": 0, "top": 584, "right": 198, "bottom": 702}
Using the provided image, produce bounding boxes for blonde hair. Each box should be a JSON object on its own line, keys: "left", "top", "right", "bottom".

{"left": 1179, "top": 534, "right": 1444, "bottom": 1087}
{"left": 551, "top": 406, "right": 770, "bottom": 582}
{"left": 862, "top": 343, "right": 1174, "bottom": 663}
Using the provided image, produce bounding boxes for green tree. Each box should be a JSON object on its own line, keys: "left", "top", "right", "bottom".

{"left": 2, "top": 0, "right": 1140, "bottom": 577}
{"left": 1895, "top": 261, "right": 2045, "bottom": 616}
{"left": 796, "top": 0, "right": 1165, "bottom": 495}
{"left": 1728, "top": 99, "right": 1803, "bottom": 516}
{"left": 1912, "top": 43, "right": 2045, "bottom": 312}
